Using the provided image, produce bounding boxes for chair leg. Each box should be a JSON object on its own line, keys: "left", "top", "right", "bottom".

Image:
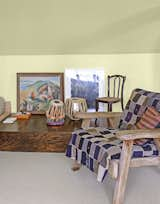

{"left": 113, "top": 140, "right": 133, "bottom": 204}
{"left": 121, "top": 99, "right": 124, "bottom": 111}
{"left": 108, "top": 103, "right": 112, "bottom": 112}
{"left": 72, "top": 161, "right": 81, "bottom": 171}
{"left": 107, "top": 118, "right": 114, "bottom": 129}
{"left": 95, "top": 100, "right": 99, "bottom": 111}
{"left": 95, "top": 100, "right": 99, "bottom": 125}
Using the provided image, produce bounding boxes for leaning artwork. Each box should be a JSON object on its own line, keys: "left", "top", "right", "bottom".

{"left": 17, "top": 73, "right": 64, "bottom": 114}
{"left": 65, "top": 69, "right": 104, "bottom": 110}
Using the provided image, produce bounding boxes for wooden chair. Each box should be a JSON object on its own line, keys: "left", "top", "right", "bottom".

{"left": 96, "top": 75, "right": 126, "bottom": 112}
{"left": 66, "top": 88, "right": 160, "bottom": 204}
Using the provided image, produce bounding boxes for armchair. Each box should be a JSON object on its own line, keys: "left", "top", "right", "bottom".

{"left": 66, "top": 88, "right": 160, "bottom": 204}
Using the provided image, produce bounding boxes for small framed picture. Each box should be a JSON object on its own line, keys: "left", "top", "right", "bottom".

{"left": 17, "top": 73, "right": 64, "bottom": 114}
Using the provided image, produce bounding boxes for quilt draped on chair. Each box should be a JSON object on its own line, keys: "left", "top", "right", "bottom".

{"left": 66, "top": 89, "right": 160, "bottom": 182}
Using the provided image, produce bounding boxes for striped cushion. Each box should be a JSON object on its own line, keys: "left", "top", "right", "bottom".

{"left": 136, "top": 106, "right": 160, "bottom": 129}
{"left": 119, "top": 89, "right": 160, "bottom": 130}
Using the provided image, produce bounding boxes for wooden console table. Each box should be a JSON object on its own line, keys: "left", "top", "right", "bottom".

{"left": 0, "top": 115, "right": 81, "bottom": 152}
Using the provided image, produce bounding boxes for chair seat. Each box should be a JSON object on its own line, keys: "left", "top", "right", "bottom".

{"left": 96, "top": 97, "right": 121, "bottom": 103}
{"left": 66, "top": 127, "right": 159, "bottom": 182}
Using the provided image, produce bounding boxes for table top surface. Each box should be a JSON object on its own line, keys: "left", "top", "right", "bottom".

{"left": 0, "top": 115, "right": 82, "bottom": 133}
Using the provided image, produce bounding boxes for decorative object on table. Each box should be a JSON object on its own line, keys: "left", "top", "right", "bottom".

{"left": 65, "top": 98, "right": 87, "bottom": 120}
{"left": 96, "top": 75, "right": 126, "bottom": 112}
{"left": 16, "top": 112, "right": 31, "bottom": 120}
{"left": 3, "top": 117, "right": 17, "bottom": 124}
{"left": 65, "top": 69, "right": 105, "bottom": 110}
{"left": 17, "top": 73, "right": 64, "bottom": 114}
{"left": 46, "top": 99, "right": 65, "bottom": 126}
{"left": 0, "top": 97, "right": 11, "bottom": 122}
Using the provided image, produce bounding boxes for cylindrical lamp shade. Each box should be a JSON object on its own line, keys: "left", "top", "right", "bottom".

{"left": 65, "top": 98, "right": 87, "bottom": 120}
{"left": 46, "top": 100, "right": 65, "bottom": 126}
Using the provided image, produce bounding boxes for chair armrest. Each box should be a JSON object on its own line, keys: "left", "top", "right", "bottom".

{"left": 75, "top": 112, "right": 122, "bottom": 129}
{"left": 75, "top": 112, "right": 122, "bottom": 119}
{"left": 116, "top": 129, "right": 160, "bottom": 141}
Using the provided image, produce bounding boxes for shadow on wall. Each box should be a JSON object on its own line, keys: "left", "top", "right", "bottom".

{"left": 153, "top": 43, "right": 160, "bottom": 91}
{"left": 64, "top": 6, "right": 160, "bottom": 53}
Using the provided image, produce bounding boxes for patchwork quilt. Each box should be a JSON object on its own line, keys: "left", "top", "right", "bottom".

{"left": 66, "top": 127, "right": 159, "bottom": 182}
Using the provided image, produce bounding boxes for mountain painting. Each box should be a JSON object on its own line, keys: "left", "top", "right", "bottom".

{"left": 17, "top": 73, "right": 64, "bottom": 114}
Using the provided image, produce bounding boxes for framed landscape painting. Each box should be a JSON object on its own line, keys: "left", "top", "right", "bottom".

{"left": 17, "top": 73, "right": 64, "bottom": 114}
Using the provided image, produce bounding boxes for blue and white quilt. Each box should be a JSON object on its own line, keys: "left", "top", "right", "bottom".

{"left": 66, "top": 127, "right": 159, "bottom": 182}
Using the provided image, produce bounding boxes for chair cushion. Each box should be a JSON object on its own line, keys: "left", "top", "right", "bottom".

{"left": 96, "top": 97, "right": 120, "bottom": 103}
{"left": 119, "top": 89, "right": 160, "bottom": 130}
{"left": 136, "top": 106, "right": 160, "bottom": 129}
{"left": 66, "top": 127, "right": 159, "bottom": 182}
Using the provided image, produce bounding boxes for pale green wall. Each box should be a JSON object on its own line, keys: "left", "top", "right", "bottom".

{"left": 0, "top": 1, "right": 160, "bottom": 113}
{"left": 0, "top": 54, "right": 159, "bottom": 112}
